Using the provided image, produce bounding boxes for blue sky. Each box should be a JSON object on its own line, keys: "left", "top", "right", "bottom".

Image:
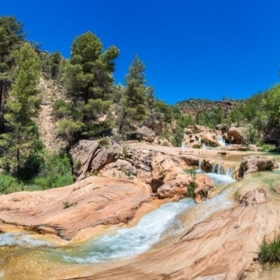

{"left": 2, "top": 0, "right": 280, "bottom": 104}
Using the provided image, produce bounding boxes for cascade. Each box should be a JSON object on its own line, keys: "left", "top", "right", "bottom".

{"left": 217, "top": 135, "right": 227, "bottom": 146}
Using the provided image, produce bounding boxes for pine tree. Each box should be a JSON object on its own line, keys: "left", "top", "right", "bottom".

{"left": 0, "top": 16, "right": 25, "bottom": 113}
{"left": 0, "top": 43, "right": 41, "bottom": 176}
{"left": 118, "top": 55, "right": 148, "bottom": 134}
{"left": 58, "top": 32, "right": 119, "bottom": 141}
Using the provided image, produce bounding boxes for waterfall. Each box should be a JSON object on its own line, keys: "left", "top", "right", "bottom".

{"left": 217, "top": 135, "right": 227, "bottom": 147}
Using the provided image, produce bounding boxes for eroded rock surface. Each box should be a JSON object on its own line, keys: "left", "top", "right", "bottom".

{"left": 0, "top": 177, "right": 151, "bottom": 240}
{"left": 238, "top": 155, "right": 279, "bottom": 178}
{"left": 66, "top": 182, "right": 280, "bottom": 280}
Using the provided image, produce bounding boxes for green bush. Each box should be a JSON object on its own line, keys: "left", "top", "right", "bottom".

{"left": 32, "top": 152, "right": 73, "bottom": 189}
{"left": 259, "top": 237, "right": 280, "bottom": 263}
{"left": 0, "top": 174, "right": 23, "bottom": 194}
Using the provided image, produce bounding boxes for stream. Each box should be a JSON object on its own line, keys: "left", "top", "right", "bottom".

{"left": 1, "top": 153, "right": 279, "bottom": 279}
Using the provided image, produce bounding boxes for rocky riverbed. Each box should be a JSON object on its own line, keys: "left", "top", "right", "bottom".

{"left": 0, "top": 142, "right": 280, "bottom": 279}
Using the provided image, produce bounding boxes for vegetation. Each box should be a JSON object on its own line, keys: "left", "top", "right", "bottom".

{"left": 1, "top": 14, "right": 280, "bottom": 195}
{"left": 187, "top": 170, "right": 197, "bottom": 198}
{"left": 56, "top": 31, "right": 119, "bottom": 143}
{"left": 0, "top": 42, "right": 41, "bottom": 176}
{"left": 259, "top": 237, "right": 280, "bottom": 263}
{"left": 118, "top": 55, "right": 148, "bottom": 134}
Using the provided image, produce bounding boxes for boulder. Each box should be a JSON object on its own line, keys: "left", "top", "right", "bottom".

{"left": 130, "top": 126, "right": 156, "bottom": 143}
{"left": 238, "top": 155, "right": 279, "bottom": 178}
{"left": 156, "top": 173, "right": 215, "bottom": 201}
{"left": 226, "top": 126, "right": 246, "bottom": 144}
{"left": 199, "top": 132, "right": 219, "bottom": 147}
{"left": 70, "top": 138, "right": 121, "bottom": 180}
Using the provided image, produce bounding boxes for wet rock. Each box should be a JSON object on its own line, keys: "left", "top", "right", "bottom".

{"left": 238, "top": 155, "right": 279, "bottom": 178}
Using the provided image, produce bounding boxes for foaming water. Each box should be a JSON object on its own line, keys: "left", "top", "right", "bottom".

{"left": 207, "top": 172, "right": 236, "bottom": 186}
{"left": 217, "top": 135, "right": 227, "bottom": 146}
{"left": 58, "top": 198, "right": 196, "bottom": 264}
{"left": 0, "top": 233, "right": 53, "bottom": 248}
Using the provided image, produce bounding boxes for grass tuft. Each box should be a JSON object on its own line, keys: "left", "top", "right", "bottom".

{"left": 259, "top": 236, "right": 280, "bottom": 263}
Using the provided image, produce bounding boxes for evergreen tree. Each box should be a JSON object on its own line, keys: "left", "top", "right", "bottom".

{"left": 41, "top": 51, "right": 63, "bottom": 79}
{"left": 118, "top": 55, "right": 148, "bottom": 134}
{"left": 0, "top": 43, "right": 41, "bottom": 176}
{"left": 0, "top": 16, "right": 25, "bottom": 113}
{"left": 57, "top": 32, "right": 119, "bottom": 141}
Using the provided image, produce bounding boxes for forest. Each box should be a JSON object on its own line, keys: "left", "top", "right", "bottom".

{"left": 0, "top": 15, "right": 280, "bottom": 193}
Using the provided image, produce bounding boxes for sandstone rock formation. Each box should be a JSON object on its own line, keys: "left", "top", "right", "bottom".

{"left": 238, "top": 155, "right": 279, "bottom": 178}
{"left": 0, "top": 177, "right": 152, "bottom": 240}
{"left": 129, "top": 126, "right": 156, "bottom": 143}
{"left": 224, "top": 126, "right": 246, "bottom": 144}
{"left": 182, "top": 125, "right": 220, "bottom": 148}
{"left": 66, "top": 179, "right": 280, "bottom": 280}
{"left": 72, "top": 141, "right": 215, "bottom": 201}
{"left": 70, "top": 138, "right": 121, "bottom": 180}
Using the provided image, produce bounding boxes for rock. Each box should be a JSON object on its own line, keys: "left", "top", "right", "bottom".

{"left": 157, "top": 179, "right": 188, "bottom": 199}
{"left": 226, "top": 126, "right": 246, "bottom": 144}
{"left": 70, "top": 138, "right": 120, "bottom": 180}
{"left": 200, "top": 159, "right": 214, "bottom": 172}
{"left": 153, "top": 137, "right": 173, "bottom": 147}
{"left": 130, "top": 126, "right": 156, "bottom": 143}
{"left": 156, "top": 171, "right": 215, "bottom": 200}
{"left": 240, "top": 188, "right": 269, "bottom": 206}
{"left": 182, "top": 125, "right": 219, "bottom": 148}
{"left": 238, "top": 155, "right": 279, "bottom": 178}
{"left": 194, "top": 173, "right": 216, "bottom": 202}
{"left": 199, "top": 131, "right": 219, "bottom": 147}
{"left": 0, "top": 177, "right": 151, "bottom": 240}
{"left": 223, "top": 144, "right": 258, "bottom": 151}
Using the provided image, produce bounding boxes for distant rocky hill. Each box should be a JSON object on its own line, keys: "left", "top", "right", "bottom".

{"left": 177, "top": 98, "right": 236, "bottom": 117}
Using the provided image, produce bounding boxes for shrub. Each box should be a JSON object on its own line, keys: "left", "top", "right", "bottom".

{"left": 32, "top": 152, "right": 73, "bottom": 189}
{"left": 187, "top": 170, "right": 197, "bottom": 198}
{"left": 259, "top": 236, "right": 280, "bottom": 263}
{"left": 0, "top": 174, "right": 24, "bottom": 194}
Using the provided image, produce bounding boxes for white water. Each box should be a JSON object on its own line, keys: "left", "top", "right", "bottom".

{"left": 59, "top": 171, "right": 235, "bottom": 265}
{"left": 217, "top": 135, "right": 227, "bottom": 146}
{"left": 207, "top": 172, "right": 236, "bottom": 185}
{"left": 60, "top": 198, "right": 196, "bottom": 264}
{"left": 0, "top": 233, "right": 53, "bottom": 248}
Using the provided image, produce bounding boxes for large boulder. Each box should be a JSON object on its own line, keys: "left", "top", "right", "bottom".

{"left": 182, "top": 125, "right": 219, "bottom": 148}
{"left": 70, "top": 138, "right": 121, "bottom": 180}
{"left": 156, "top": 173, "right": 215, "bottom": 202}
{"left": 129, "top": 126, "right": 156, "bottom": 143}
{"left": 199, "top": 132, "right": 219, "bottom": 147}
{"left": 226, "top": 126, "right": 246, "bottom": 144}
{"left": 238, "top": 155, "right": 279, "bottom": 178}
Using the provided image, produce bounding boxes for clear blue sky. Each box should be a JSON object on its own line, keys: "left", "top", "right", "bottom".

{"left": 2, "top": 0, "right": 280, "bottom": 104}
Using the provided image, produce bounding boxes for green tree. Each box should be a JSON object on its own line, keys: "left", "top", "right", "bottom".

{"left": 41, "top": 51, "right": 63, "bottom": 79}
{"left": 0, "top": 43, "right": 41, "bottom": 176}
{"left": 118, "top": 55, "right": 148, "bottom": 134}
{"left": 58, "top": 32, "right": 119, "bottom": 141}
{"left": 0, "top": 16, "right": 25, "bottom": 113}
